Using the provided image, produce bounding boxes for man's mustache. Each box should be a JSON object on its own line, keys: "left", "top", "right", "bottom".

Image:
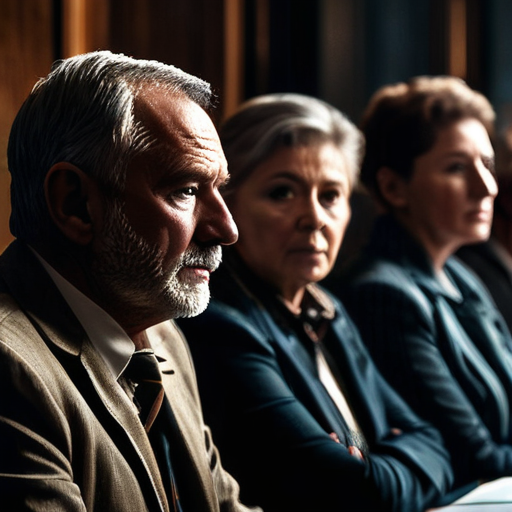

{"left": 181, "top": 245, "right": 222, "bottom": 273}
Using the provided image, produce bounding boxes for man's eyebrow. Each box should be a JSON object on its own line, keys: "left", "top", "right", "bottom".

{"left": 157, "top": 157, "right": 227, "bottom": 187}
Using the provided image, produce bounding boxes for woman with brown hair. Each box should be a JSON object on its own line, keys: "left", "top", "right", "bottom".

{"left": 342, "top": 76, "right": 512, "bottom": 488}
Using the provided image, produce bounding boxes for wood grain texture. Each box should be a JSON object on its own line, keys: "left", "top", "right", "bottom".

{"left": 0, "top": 0, "right": 54, "bottom": 250}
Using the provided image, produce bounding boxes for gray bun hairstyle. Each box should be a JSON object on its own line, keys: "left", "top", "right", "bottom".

{"left": 219, "top": 93, "right": 364, "bottom": 195}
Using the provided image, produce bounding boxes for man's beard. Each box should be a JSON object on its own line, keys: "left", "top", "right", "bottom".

{"left": 91, "top": 200, "right": 222, "bottom": 320}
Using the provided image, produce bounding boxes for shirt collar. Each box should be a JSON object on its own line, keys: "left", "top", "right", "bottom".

{"left": 32, "top": 250, "right": 135, "bottom": 380}
{"left": 300, "top": 284, "right": 336, "bottom": 321}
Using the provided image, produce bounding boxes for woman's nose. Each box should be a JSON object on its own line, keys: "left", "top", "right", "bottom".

{"left": 471, "top": 162, "right": 498, "bottom": 199}
{"left": 297, "top": 196, "right": 326, "bottom": 231}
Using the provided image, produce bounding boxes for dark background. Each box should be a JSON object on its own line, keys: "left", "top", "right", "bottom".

{"left": 1, "top": 0, "right": 511, "bottom": 251}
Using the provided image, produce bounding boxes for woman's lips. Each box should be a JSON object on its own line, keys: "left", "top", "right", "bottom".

{"left": 289, "top": 242, "right": 328, "bottom": 254}
{"left": 466, "top": 207, "right": 492, "bottom": 222}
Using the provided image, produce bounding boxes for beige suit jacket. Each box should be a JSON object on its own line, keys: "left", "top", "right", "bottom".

{"left": 0, "top": 241, "right": 258, "bottom": 512}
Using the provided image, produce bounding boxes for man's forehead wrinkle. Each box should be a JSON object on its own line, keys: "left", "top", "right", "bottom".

{"left": 133, "top": 88, "right": 226, "bottom": 182}
{"left": 135, "top": 90, "right": 218, "bottom": 149}
{"left": 182, "top": 129, "right": 222, "bottom": 159}
{"left": 152, "top": 127, "right": 222, "bottom": 168}
{"left": 134, "top": 92, "right": 183, "bottom": 140}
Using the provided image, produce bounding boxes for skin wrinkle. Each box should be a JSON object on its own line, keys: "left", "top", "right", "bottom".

{"left": 85, "top": 93, "right": 235, "bottom": 337}
{"left": 229, "top": 142, "right": 350, "bottom": 309}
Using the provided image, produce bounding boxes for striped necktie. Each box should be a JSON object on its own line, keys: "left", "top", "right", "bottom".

{"left": 124, "top": 349, "right": 182, "bottom": 511}
{"left": 124, "top": 349, "right": 165, "bottom": 432}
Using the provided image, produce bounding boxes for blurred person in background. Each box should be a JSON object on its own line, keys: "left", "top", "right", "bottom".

{"left": 457, "top": 125, "right": 512, "bottom": 332}
{"left": 340, "top": 76, "right": 512, "bottom": 490}
{"left": 178, "top": 93, "right": 453, "bottom": 512}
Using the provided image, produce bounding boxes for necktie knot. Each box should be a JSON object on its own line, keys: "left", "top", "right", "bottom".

{"left": 124, "top": 349, "right": 164, "bottom": 432}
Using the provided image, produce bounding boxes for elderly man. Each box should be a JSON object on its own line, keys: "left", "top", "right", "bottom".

{"left": 0, "top": 51, "right": 257, "bottom": 512}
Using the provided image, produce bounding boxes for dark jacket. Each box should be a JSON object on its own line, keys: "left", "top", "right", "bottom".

{"left": 457, "top": 239, "right": 512, "bottom": 334}
{"left": 178, "top": 255, "right": 453, "bottom": 512}
{"left": 341, "top": 214, "right": 512, "bottom": 486}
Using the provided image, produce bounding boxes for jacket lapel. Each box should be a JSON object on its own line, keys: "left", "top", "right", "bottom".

{"left": 249, "top": 303, "right": 353, "bottom": 442}
{"left": 0, "top": 241, "right": 169, "bottom": 512}
{"left": 148, "top": 321, "right": 218, "bottom": 512}
{"left": 80, "top": 340, "right": 170, "bottom": 512}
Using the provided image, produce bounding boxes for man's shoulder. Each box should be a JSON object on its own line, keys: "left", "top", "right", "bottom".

{"left": 0, "top": 290, "right": 44, "bottom": 354}
{"left": 0, "top": 290, "right": 21, "bottom": 322}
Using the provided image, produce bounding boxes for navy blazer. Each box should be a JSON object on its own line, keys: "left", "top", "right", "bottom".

{"left": 178, "top": 259, "right": 453, "bottom": 512}
{"left": 341, "top": 214, "right": 512, "bottom": 486}
{"left": 457, "top": 239, "right": 512, "bottom": 334}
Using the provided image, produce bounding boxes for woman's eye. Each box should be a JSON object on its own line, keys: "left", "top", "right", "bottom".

{"left": 446, "top": 162, "right": 467, "bottom": 174}
{"left": 321, "top": 190, "right": 341, "bottom": 207}
{"left": 268, "top": 186, "right": 294, "bottom": 200}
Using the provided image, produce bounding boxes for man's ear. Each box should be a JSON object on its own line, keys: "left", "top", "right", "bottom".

{"left": 44, "top": 162, "right": 99, "bottom": 245}
{"left": 376, "top": 166, "right": 409, "bottom": 209}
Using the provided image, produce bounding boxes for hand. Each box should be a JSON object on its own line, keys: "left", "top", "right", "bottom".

{"left": 329, "top": 432, "right": 340, "bottom": 443}
{"left": 329, "top": 432, "right": 364, "bottom": 461}
{"left": 348, "top": 445, "right": 365, "bottom": 461}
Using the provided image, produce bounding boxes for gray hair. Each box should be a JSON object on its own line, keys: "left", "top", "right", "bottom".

{"left": 8, "top": 50, "right": 213, "bottom": 243}
{"left": 220, "top": 93, "right": 363, "bottom": 194}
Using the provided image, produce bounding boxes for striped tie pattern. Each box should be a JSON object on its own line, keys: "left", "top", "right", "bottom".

{"left": 124, "top": 349, "right": 165, "bottom": 432}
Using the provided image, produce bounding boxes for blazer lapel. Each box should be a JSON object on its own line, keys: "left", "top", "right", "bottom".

{"left": 148, "top": 321, "right": 217, "bottom": 512}
{"left": 250, "top": 304, "right": 353, "bottom": 443}
{"left": 80, "top": 341, "right": 170, "bottom": 512}
{"left": 0, "top": 241, "right": 169, "bottom": 512}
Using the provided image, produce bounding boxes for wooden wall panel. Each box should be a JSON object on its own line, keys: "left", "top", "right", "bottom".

{"left": 107, "top": 0, "right": 227, "bottom": 123}
{"left": 0, "top": 0, "right": 236, "bottom": 250}
{"left": 0, "top": 0, "right": 55, "bottom": 250}
{"left": 61, "top": 0, "right": 110, "bottom": 57}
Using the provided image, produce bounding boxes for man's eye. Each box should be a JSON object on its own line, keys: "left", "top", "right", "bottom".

{"left": 182, "top": 186, "right": 198, "bottom": 196}
{"left": 165, "top": 186, "right": 198, "bottom": 204}
{"left": 268, "top": 186, "right": 294, "bottom": 200}
{"left": 175, "top": 186, "right": 198, "bottom": 198}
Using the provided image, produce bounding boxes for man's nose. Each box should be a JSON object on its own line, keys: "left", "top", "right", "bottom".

{"left": 196, "top": 191, "right": 239, "bottom": 246}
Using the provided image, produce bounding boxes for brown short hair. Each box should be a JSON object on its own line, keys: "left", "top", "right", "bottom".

{"left": 360, "top": 76, "right": 495, "bottom": 204}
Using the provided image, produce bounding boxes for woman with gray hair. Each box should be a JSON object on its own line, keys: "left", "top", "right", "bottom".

{"left": 178, "top": 93, "right": 452, "bottom": 512}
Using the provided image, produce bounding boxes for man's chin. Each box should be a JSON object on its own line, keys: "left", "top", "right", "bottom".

{"left": 173, "top": 301, "right": 209, "bottom": 319}
{"left": 166, "top": 282, "right": 211, "bottom": 319}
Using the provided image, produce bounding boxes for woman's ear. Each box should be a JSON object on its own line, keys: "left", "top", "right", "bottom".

{"left": 376, "top": 166, "right": 409, "bottom": 208}
{"left": 44, "top": 162, "right": 100, "bottom": 245}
